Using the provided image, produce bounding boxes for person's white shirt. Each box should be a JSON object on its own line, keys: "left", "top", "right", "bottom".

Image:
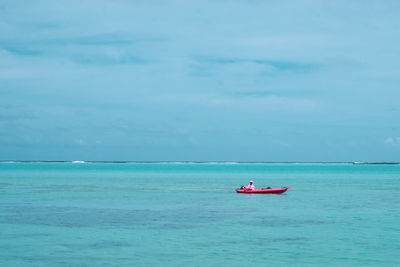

{"left": 245, "top": 182, "right": 255, "bottom": 190}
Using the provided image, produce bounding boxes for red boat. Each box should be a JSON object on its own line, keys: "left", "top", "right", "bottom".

{"left": 236, "top": 187, "right": 292, "bottom": 194}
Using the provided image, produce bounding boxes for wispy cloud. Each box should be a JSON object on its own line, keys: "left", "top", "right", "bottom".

{"left": 203, "top": 57, "right": 318, "bottom": 71}
{"left": 190, "top": 56, "right": 320, "bottom": 78}
{"left": 72, "top": 53, "right": 148, "bottom": 66}
{"left": 234, "top": 89, "right": 316, "bottom": 97}
{"left": 0, "top": 33, "right": 156, "bottom": 49}
{"left": 0, "top": 33, "right": 159, "bottom": 65}
{"left": 0, "top": 105, "right": 35, "bottom": 121}
{"left": 385, "top": 137, "right": 400, "bottom": 146}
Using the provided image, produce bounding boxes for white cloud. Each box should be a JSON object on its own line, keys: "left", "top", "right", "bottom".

{"left": 74, "top": 139, "right": 86, "bottom": 146}
{"left": 385, "top": 137, "right": 400, "bottom": 145}
{"left": 385, "top": 137, "right": 393, "bottom": 144}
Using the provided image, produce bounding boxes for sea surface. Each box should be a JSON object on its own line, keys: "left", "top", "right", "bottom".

{"left": 0, "top": 163, "right": 399, "bottom": 266}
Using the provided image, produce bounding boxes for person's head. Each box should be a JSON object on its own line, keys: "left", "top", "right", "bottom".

{"left": 249, "top": 180, "right": 253, "bottom": 184}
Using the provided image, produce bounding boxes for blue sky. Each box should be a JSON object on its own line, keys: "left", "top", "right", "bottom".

{"left": 1, "top": 0, "right": 399, "bottom": 161}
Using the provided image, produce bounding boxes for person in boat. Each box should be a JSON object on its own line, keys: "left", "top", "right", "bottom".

{"left": 245, "top": 180, "right": 255, "bottom": 190}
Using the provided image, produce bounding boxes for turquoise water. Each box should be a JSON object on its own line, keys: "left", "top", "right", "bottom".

{"left": 0, "top": 163, "right": 399, "bottom": 266}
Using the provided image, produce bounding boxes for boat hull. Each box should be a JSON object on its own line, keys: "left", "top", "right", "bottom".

{"left": 236, "top": 187, "right": 291, "bottom": 194}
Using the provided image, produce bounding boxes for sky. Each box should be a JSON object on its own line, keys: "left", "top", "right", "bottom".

{"left": 0, "top": 0, "right": 399, "bottom": 162}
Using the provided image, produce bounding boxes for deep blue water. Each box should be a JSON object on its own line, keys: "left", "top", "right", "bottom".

{"left": 0, "top": 163, "right": 399, "bottom": 266}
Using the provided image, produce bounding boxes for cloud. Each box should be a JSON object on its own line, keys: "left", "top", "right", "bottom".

{"left": 0, "top": 105, "right": 35, "bottom": 121}
{"left": 234, "top": 89, "right": 316, "bottom": 98}
{"left": 0, "top": 33, "right": 157, "bottom": 66}
{"left": 0, "top": 33, "right": 156, "bottom": 50}
{"left": 385, "top": 137, "right": 400, "bottom": 146}
{"left": 74, "top": 139, "right": 87, "bottom": 146}
{"left": 191, "top": 56, "right": 320, "bottom": 77}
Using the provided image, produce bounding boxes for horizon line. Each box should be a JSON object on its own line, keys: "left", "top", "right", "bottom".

{"left": 0, "top": 160, "right": 399, "bottom": 165}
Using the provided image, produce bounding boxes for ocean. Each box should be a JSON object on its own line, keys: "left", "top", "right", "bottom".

{"left": 0, "top": 163, "right": 399, "bottom": 266}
